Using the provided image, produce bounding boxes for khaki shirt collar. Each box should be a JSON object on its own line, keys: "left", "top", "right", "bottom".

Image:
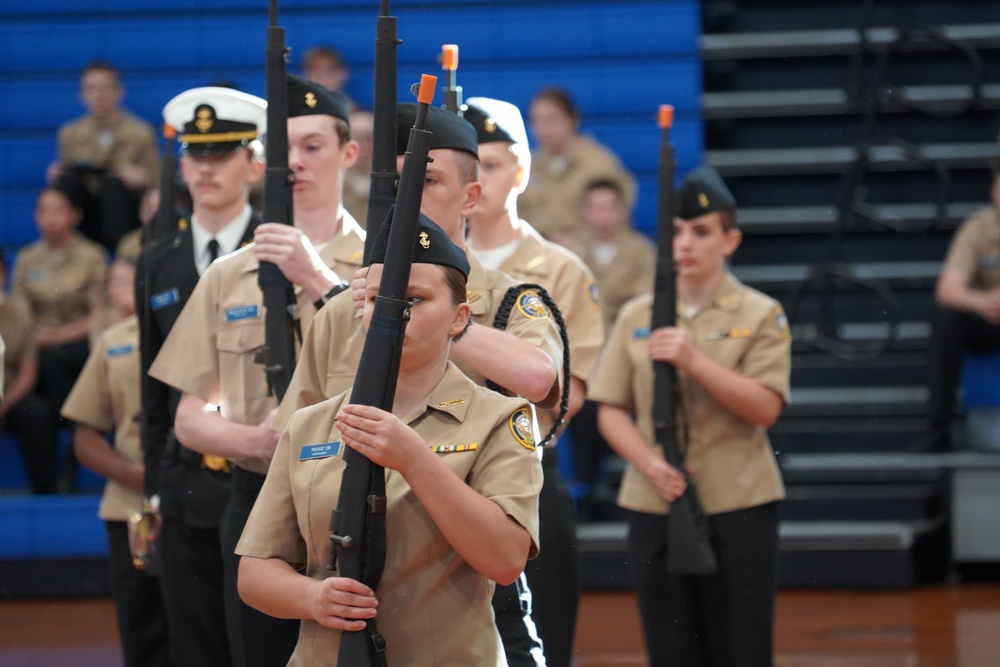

{"left": 681, "top": 272, "right": 745, "bottom": 321}
{"left": 465, "top": 251, "right": 489, "bottom": 317}
{"left": 400, "top": 362, "right": 473, "bottom": 424}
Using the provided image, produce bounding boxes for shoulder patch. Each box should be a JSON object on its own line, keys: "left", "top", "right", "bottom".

{"left": 508, "top": 407, "right": 536, "bottom": 451}
{"left": 587, "top": 281, "right": 601, "bottom": 311}
{"left": 515, "top": 290, "right": 549, "bottom": 320}
{"left": 773, "top": 309, "right": 792, "bottom": 341}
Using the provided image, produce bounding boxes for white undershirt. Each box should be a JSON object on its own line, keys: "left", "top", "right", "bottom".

{"left": 191, "top": 203, "right": 253, "bottom": 275}
{"left": 470, "top": 238, "right": 520, "bottom": 272}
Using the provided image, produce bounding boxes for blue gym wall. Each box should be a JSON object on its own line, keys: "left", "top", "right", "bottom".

{"left": 0, "top": 0, "right": 703, "bottom": 261}
{"left": 0, "top": 0, "right": 702, "bottom": 561}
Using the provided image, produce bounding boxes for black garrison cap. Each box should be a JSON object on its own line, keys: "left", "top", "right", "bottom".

{"left": 675, "top": 165, "right": 737, "bottom": 220}
{"left": 286, "top": 74, "right": 350, "bottom": 122}
{"left": 367, "top": 208, "right": 470, "bottom": 278}
{"left": 396, "top": 104, "right": 478, "bottom": 158}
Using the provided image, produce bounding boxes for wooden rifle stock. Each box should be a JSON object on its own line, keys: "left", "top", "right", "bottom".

{"left": 329, "top": 74, "right": 438, "bottom": 667}
{"left": 363, "top": 0, "right": 401, "bottom": 260}
{"left": 257, "top": 0, "right": 297, "bottom": 402}
{"left": 651, "top": 105, "right": 718, "bottom": 576}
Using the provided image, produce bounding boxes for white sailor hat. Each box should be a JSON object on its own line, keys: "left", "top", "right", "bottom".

{"left": 163, "top": 87, "right": 267, "bottom": 156}
{"left": 464, "top": 96, "right": 531, "bottom": 190}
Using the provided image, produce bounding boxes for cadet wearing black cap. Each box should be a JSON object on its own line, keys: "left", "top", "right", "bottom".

{"left": 148, "top": 75, "right": 363, "bottom": 667}
{"left": 465, "top": 95, "right": 606, "bottom": 667}
{"left": 136, "top": 86, "right": 267, "bottom": 667}
{"left": 589, "top": 165, "right": 791, "bottom": 667}
{"left": 237, "top": 209, "right": 544, "bottom": 667}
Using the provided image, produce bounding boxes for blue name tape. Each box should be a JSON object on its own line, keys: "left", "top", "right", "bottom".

{"left": 299, "top": 442, "right": 342, "bottom": 461}
{"left": 106, "top": 344, "right": 135, "bottom": 358}
{"left": 150, "top": 288, "right": 179, "bottom": 311}
{"left": 633, "top": 327, "right": 651, "bottom": 339}
{"left": 226, "top": 305, "right": 259, "bottom": 322}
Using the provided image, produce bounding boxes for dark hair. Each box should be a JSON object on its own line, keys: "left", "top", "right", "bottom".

{"left": 441, "top": 265, "right": 468, "bottom": 307}
{"left": 302, "top": 46, "right": 346, "bottom": 72}
{"left": 531, "top": 87, "right": 580, "bottom": 122}
{"left": 583, "top": 178, "right": 626, "bottom": 201}
{"left": 81, "top": 60, "right": 121, "bottom": 86}
{"left": 46, "top": 175, "right": 87, "bottom": 212}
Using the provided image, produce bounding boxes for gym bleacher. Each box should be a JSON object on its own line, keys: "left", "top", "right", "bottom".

{"left": 2, "top": 0, "right": 1000, "bottom": 596}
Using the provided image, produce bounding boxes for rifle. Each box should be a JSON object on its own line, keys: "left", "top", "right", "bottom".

{"left": 145, "top": 124, "right": 178, "bottom": 244}
{"left": 328, "top": 74, "right": 438, "bottom": 667}
{"left": 440, "top": 44, "right": 462, "bottom": 115}
{"left": 651, "top": 105, "right": 718, "bottom": 576}
{"left": 256, "top": 0, "right": 297, "bottom": 402}
{"left": 363, "top": 0, "right": 401, "bottom": 260}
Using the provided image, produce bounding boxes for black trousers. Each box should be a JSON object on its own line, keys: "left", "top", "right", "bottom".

{"left": 627, "top": 502, "right": 780, "bottom": 667}
{"left": 3, "top": 394, "right": 59, "bottom": 493}
{"left": 928, "top": 307, "right": 1000, "bottom": 449}
{"left": 39, "top": 338, "right": 90, "bottom": 489}
{"left": 523, "top": 451, "right": 580, "bottom": 667}
{"left": 159, "top": 517, "right": 231, "bottom": 667}
{"left": 569, "top": 400, "right": 613, "bottom": 519}
{"left": 63, "top": 169, "right": 142, "bottom": 254}
{"left": 220, "top": 467, "right": 300, "bottom": 667}
{"left": 105, "top": 520, "right": 171, "bottom": 667}
{"left": 493, "top": 572, "right": 546, "bottom": 666}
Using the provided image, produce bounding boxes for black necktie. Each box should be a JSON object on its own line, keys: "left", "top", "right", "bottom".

{"left": 207, "top": 238, "right": 220, "bottom": 263}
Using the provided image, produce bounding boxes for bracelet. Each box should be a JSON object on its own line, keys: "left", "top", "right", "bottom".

{"left": 313, "top": 280, "right": 350, "bottom": 311}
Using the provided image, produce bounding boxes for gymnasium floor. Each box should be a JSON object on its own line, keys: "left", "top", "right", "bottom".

{"left": 2, "top": 584, "right": 999, "bottom": 666}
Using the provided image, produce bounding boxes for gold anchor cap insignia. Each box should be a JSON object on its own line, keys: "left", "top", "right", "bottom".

{"left": 195, "top": 107, "right": 214, "bottom": 133}
{"left": 698, "top": 192, "right": 709, "bottom": 209}
{"left": 305, "top": 92, "right": 317, "bottom": 109}
{"left": 418, "top": 231, "right": 430, "bottom": 249}
{"left": 484, "top": 118, "right": 497, "bottom": 134}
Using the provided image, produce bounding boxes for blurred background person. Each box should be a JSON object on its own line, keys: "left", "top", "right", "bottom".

{"left": 518, "top": 86, "right": 636, "bottom": 256}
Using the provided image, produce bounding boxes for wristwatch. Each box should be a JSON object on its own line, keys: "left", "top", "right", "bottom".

{"left": 313, "top": 280, "right": 350, "bottom": 311}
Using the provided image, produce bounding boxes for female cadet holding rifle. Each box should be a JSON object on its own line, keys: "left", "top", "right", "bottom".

{"left": 588, "top": 166, "right": 791, "bottom": 667}
{"left": 236, "top": 217, "right": 543, "bottom": 666}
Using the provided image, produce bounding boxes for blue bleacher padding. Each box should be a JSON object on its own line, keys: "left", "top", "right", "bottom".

{"left": 0, "top": 194, "right": 40, "bottom": 246}
{"left": 961, "top": 351, "right": 1000, "bottom": 409}
{"left": 0, "top": 495, "right": 106, "bottom": 559}
{"left": 0, "top": 137, "right": 56, "bottom": 188}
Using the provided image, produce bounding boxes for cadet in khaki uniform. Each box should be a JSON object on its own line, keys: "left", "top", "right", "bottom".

{"left": 464, "top": 96, "right": 606, "bottom": 667}
{"left": 51, "top": 61, "right": 159, "bottom": 254}
{"left": 151, "top": 77, "right": 362, "bottom": 667}
{"left": 273, "top": 105, "right": 561, "bottom": 666}
{"left": 518, "top": 87, "right": 636, "bottom": 256}
{"left": 589, "top": 166, "right": 790, "bottom": 667}
{"left": 13, "top": 179, "right": 108, "bottom": 491}
{"left": 237, "top": 216, "right": 543, "bottom": 667}
{"left": 61, "top": 266, "right": 170, "bottom": 667}
{"left": 928, "top": 168, "right": 1000, "bottom": 450}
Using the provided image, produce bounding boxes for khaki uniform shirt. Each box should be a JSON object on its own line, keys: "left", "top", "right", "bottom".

{"left": 517, "top": 135, "right": 636, "bottom": 255}
{"left": 13, "top": 233, "right": 108, "bottom": 328}
{"left": 944, "top": 207, "right": 1000, "bottom": 290}
{"left": 588, "top": 275, "right": 791, "bottom": 515}
{"left": 60, "top": 316, "right": 143, "bottom": 522}
{"left": 57, "top": 111, "right": 159, "bottom": 194}
{"left": 275, "top": 251, "right": 564, "bottom": 431}
{"left": 583, "top": 228, "right": 656, "bottom": 332}
{"left": 114, "top": 227, "right": 142, "bottom": 263}
{"left": 0, "top": 294, "right": 36, "bottom": 395}
{"left": 150, "top": 216, "right": 365, "bottom": 474}
{"left": 237, "top": 362, "right": 543, "bottom": 667}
